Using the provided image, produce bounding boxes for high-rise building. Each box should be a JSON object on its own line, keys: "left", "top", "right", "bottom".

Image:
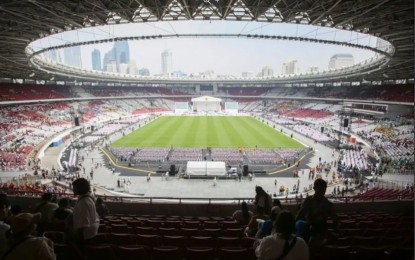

{"left": 261, "top": 66, "right": 274, "bottom": 77}
{"left": 119, "top": 63, "right": 129, "bottom": 74}
{"left": 106, "top": 60, "right": 117, "bottom": 72}
{"left": 328, "top": 54, "right": 354, "bottom": 69}
{"left": 138, "top": 68, "right": 150, "bottom": 76}
{"left": 241, "top": 71, "right": 254, "bottom": 78}
{"left": 91, "top": 49, "right": 101, "bottom": 71}
{"left": 102, "top": 41, "right": 130, "bottom": 72}
{"left": 282, "top": 60, "right": 298, "bottom": 75}
{"left": 64, "top": 46, "right": 81, "bottom": 67}
{"left": 161, "top": 49, "right": 173, "bottom": 76}
{"left": 129, "top": 60, "right": 137, "bottom": 75}
{"left": 307, "top": 66, "right": 319, "bottom": 73}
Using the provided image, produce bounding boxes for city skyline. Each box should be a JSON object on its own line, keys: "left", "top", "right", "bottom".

{"left": 34, "top": 21, "right": 378, "bottom": 76}
{"left": 83, "top": 39, "right": 367, "bottom": 77}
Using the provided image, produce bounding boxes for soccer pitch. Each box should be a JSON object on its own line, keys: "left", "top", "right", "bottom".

{"left": 111, "top": 116, "right": 303, "bottom": 148}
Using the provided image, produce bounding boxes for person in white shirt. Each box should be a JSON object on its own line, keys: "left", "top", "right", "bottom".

{"left": 255, "top": 210, "right": 309, "bottom": 260}
{"left": 72, "top": 178, "right": 100, "bottom": 243}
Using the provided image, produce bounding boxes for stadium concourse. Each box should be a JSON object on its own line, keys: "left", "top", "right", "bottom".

{"left": 27, "top": 116, "right": 410, "bottom": 200}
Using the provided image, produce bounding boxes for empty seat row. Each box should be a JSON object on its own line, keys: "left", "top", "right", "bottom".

{"left": 45, "top": 231, "right": 256, "bottom": 249}
{"left": 55, "top": 244, "right": 256, "bottom": 260}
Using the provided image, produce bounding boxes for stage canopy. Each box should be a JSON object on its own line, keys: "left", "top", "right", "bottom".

{"left": 186, "top": 161, "right": 227, "bottom": 176}
{"left": 191, "top": 96, "right": 221, "bottom": 112}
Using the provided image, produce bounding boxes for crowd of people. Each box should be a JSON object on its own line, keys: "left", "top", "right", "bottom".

{"left": 229, "top": 179, "right": 337, "bottom": 260}
{"left": 0, "top": 176, "right": 337, "bottom": 260}
{"left": 0, "top": 177, "right": 111, "bottom": 259}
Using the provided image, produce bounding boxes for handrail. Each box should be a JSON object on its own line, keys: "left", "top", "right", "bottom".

{"left": 1, "top": 189, "right": 412, "bottom": 204}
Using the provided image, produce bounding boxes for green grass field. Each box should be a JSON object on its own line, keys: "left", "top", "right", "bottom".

{"left": 111, "top": 116, "right": 303, "bottom": 148}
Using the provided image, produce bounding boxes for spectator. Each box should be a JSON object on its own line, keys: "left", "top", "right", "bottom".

{"left": 254, "top": 186, "right": 273, "bottom": 215}
{"left": 244, "top": 205, "right": 269, "bottom": 237}
{"left": 256, "top": 203, "right": 282, "bottom": 238}
{"left": 2, "top": 213, "right": 55, "bottom": 260}
{"left": 52, "top": 198, "right": 72, "bottom": 223}
{"left": 33, "top": 193, "right": 58, "bottom": 226}
{"left": 0, "top": 194, "right": 11, "bottom": 256}
{"left": 255, "top": 210, "right": 309, "bottom": 260}
{"left": 70, "top": 178, "right": 99, "bottom": 244}
{"left": 295, "top": 178, "right": 337, "bottom": 248}
{"left": 95, "top": 197, "right": 109, "bottom": 218}
{"left": 232, "top": 201, "right": 253, "bottom": 226}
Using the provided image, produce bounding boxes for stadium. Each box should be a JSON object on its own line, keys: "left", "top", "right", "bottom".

{"left": 0, "top": 0, "right": 413, "bottom": 259}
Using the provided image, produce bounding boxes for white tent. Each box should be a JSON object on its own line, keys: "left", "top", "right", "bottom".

{"left": 186, "top": 161, "right": 227, "bottom": 176}
{"left": 191, "top": 96, "right": 222, "bottom": 112}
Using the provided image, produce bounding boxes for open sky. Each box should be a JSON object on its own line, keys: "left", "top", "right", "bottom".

{"left": 32, "top": 20, "right": 381, "bottom": 76}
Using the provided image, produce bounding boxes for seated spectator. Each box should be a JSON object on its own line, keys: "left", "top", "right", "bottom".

{"left": 295, "top": 178, "right": 337, "bottom": 248}
{"left": 0, "top": 194, "right": 11, "bottom": 256}
{"left": 273, "top": 198, "right": 283, "bottom": 209}
{"left": 52, "top": 198, "right": 72, "bottom": 223}
{"left": 256, "top": 204, "right": 282, "bottom": 238}
{"left": 255, "top": 210, "right": 309, "bottom": 260}
{"left": 2, "top": 212, "right": 55, "bottom": 260}
{"left": 34, "top": 193, "right": 59, "bottom": 225}
{"left": 232, "top": 201, "right": 253, "bottom": 226}
{"left": 95, "top": 197, "right": 109, "bottom": 218}
{"left": 244, "top": 205, "right": 269, "bottom": 237}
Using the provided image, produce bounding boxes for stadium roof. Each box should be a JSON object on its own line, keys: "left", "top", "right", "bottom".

{"left": 0, "top": 0, "right": 413, "bottom": 83}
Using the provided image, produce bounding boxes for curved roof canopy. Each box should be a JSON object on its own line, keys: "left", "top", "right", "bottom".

{"left": 0, "top": 0, "right": 413, "bottom": 82}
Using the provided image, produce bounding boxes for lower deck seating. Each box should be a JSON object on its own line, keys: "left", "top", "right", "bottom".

{"left": 43, "top": 211, "right": 414, "bottom": 260}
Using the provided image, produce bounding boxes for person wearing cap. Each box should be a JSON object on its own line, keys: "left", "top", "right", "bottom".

{"left": 295, "top": 178, "right": 337, "bottom": 248}
{"left": 0, "top": 194, "right": 11, "bottom": 256}
{"left": 71, "top": 178, "right": 99, "bottom": 243}
{"left": 2, "top": 212, "right": 55, "bottom": 260}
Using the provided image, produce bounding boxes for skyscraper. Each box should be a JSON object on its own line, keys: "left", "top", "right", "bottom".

{"left": 328, "top": 54, "right": 354, "bottom": 69}
{"left": 261, "top": 66, "right": 274, "bottom": 77}
{"left": 116, "top": 42, "right": 129, "bottom": 64}
{"left": 102, "top": 40, "right": 130, "bottom": 72}
{"left": 282, "top": 60, "right": 299, "bottom": 75}
{"left": 64, "top": 46, "right": 81, "bottom": 67}
{"left": 91, "top": 49, "right": 101, "bottom": 71}
{"left": 161, "top": 49, "right": 172, "bottom": 76}
{"left": 129, "top": 60, "right": 138, "bottom": 75}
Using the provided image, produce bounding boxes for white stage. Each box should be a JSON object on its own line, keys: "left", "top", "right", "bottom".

{"left": 191, "top": 96, "right": 221, "bottom": 112}
{"left": 186, "top": 161, "right": 227, "bottom": 176}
